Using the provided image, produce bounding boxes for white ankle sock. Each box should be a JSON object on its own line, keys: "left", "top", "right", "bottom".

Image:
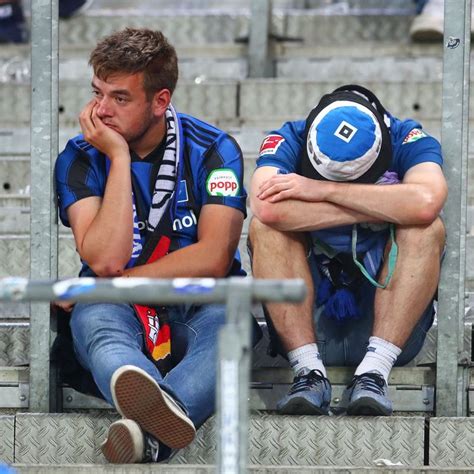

{"left": 354, "top": 336, "right": 402, "bottom": 383}
{"left": 288, "top": 343, "right": 327, "bottom": 378}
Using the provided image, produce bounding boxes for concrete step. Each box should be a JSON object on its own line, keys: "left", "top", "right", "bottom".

{"left": 0, "top": 80, "right": 462, "bottom": 127}
{"left": 1, "top": 45, "right": 450, "bottom": 85}
{"left": 21, "top": 0, "right": 417, "bottom": 13}
{"left": 51, "top": 12, "right": 418, "bottom": 51}
{"left": 1, "top": 412, "right": 474, "bottom": 468}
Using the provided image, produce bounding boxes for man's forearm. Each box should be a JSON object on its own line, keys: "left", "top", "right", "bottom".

{"left": 253, "top": 198, "right": 380, "bottom": 232}
{"left": 80, "top": 159, "right": 134, "bottom": 274}
{"left": 325, "top": 181, "right": 442, "bottom": 225}
{"left": 123, "top": 240, "right": 235, "bottom": 279}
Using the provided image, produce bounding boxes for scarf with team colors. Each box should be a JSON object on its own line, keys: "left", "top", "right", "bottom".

{"left": 131, "top": 104, "right": 181, "bottom": 375}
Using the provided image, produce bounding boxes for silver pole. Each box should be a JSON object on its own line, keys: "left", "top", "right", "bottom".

{"left": 436, "top": 0, "right": 471, "bottom": 416}
{"left": 30, "top": 0, "right": 59, "bottom": 412}
{"left": 217, "top": 279, "right": 253, "bottom": 474}
{"left": 248, "top": 0, "right": 273, "bottom": 78}
{"left": 0, "top": 277, "right": 306, "bottom": 306}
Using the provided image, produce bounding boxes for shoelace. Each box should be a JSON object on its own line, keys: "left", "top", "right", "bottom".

{"left": 349, "top": 372, "right": 386, "bottom": 396}
{"left": 289, "top": 369, "right": 329, "bottom": 395}
{"left": 144, "top": 435, "right": 160, "bottom": 462}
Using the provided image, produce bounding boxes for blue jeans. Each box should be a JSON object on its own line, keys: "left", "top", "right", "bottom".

{"left": 70, "top": 302, "right": 227, "bottom": 429}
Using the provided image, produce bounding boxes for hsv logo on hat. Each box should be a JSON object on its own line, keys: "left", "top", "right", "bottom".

{"left": 307, "top": 101, "right": 382, "bottom": 182}
{"left": 302, "top": 86, "right": 392, "bottom": 184}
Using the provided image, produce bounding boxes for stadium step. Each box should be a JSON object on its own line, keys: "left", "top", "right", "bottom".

{"left": 0, "top": 320, "right": 471, "bottom": 414}
{"left": 0, "top": 79, "right": 466, "bottom": 128}
{"left": 1, "top": 412, "right": 474, "bottom": 469}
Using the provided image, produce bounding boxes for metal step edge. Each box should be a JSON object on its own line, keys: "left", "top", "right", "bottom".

{"left": 9, "top": 465, "right": 474, "bottom": 474}
{"left": 0, "top": 365, "right": 439, "bottom": 412}
{"left": 6, "top": 413, "right": 427, "bottom": 466}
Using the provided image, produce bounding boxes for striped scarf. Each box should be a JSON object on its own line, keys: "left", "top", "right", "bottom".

{"left": 132, "top": 104, "right": 181, "bottom": 374}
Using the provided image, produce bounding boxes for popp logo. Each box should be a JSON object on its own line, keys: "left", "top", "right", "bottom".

{"left": 206, "top": 169, "right": 239, "bottom": 197}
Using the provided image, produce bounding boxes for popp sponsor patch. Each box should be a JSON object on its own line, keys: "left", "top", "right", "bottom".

{"left": 206, "top": 168, "right": 240, "bottom": 197}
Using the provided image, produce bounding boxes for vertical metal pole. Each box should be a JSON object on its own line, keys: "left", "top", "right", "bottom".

{"left": 30, "top": 0, "right": 59, "bottom": 412}
{"left": 248, "top": 0, "right": 274, "bottom": 78}
{"left": 436, "top": 0, "right": 471, "bottom": 416}
{"left": 217, "top": 279, "right": 253, "bottom": 474}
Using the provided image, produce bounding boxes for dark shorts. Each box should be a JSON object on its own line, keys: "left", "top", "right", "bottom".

{"left": 309, "top": 253, "right": 435, "bottom": 366}
{"left": 264, "top": 234, "right": 435, "bottom": 367}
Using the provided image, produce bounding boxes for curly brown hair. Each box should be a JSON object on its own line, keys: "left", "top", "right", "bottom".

{"left": 89, "top": 28, "right": 178, "bottom": 100}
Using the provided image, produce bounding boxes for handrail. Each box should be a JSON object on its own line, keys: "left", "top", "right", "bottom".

{"left": 0, "top": 276, "right": 306, "bottom": 473}
{"left": 0, "top": 276, "right": 305, "bottom": 305}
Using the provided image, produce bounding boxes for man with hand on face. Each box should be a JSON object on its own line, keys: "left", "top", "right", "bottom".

{"left": 55, "top": 28, "right": 253, "bottom": 463}
{"left": 249, "top": 85, "right": 447, "bottom": 416}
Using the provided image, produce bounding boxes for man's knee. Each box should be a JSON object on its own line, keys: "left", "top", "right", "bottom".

{"left": 248, "top": 216, "right": 308, "bottom": 253}
{"left": 395, "top": 217, "right": 446, "bottom": 256}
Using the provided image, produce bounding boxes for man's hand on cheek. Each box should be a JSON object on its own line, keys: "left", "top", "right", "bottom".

{"left": 79, "top": 101, "right": 129, "bottom": 159}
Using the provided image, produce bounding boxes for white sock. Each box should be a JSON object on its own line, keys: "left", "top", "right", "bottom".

{"left": 354, "top": 336, "right": 402, "bottom": 383}
{"left": 287, "top": 343, "right": 327, "bottom": 378}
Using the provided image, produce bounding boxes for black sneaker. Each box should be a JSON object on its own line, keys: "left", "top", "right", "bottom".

{"left": 343, "top": 372, "right": 393, "bottom": 416}
{"left": 276, "top": 369, "right": 331, "bottom": 415}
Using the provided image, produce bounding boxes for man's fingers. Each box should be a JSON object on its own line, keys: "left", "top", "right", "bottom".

{"left": 79, "top": 101, "right": 96, "bottom": 137}
{"left": 54, "top": 300, "right": 75, "bottom": 312}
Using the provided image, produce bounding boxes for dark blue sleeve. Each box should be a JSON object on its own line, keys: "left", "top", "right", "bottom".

{"left": 391, "top": 120, "right": 443, "bottom": 179}
{"left": 256, "top": 120, "right": 306, "bottom": 173}
{"left": 199, "top": 133, "right": 247, "bottom": 216}
{"left": 54, "top": 139, "right": 104, "bottom": 227}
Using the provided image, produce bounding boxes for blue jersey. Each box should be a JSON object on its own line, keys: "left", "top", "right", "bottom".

{"left": 256, "top": 114, "right": 444, "bottom": 256}
{"left": 55, "top": 112, "right": 247, "bottom": 276}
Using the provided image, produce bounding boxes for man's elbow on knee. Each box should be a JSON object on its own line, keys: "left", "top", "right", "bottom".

{"left": 251, "top": 200, "right": 281, "bottom": 227}
{"left": 89, "top": 261, "right": 125, "bottom": 278}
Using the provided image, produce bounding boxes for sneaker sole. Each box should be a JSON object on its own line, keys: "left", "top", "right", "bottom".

{"left": 101, "top": 419, "right": 144, "bottom": 464}
{"left": 347, "top": 397, "right": 392, "bottom": 416}
{"left": 111, "top": 366, "right": 196, "bottom": 450}
{"left": 277, "top": 397, "right": 329, "bottom": 416}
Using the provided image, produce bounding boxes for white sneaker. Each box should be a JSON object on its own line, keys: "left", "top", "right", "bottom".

{"left": 101, "top": 419, "right": 146, "bottom": 464}
{"left": 101, "top": 419, "right": 162, "bottom": 464}
{"left": 110, "top": 365, "right": 196, "bottom": 450}
{"left": 410, "top": 0, "right": 444, "bottom": 41}
{"left": 410, "top": 0, "right": 474, "bottom": 42}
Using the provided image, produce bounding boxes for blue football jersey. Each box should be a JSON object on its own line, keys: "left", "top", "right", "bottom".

{"left": 256, "top": 113, "right": 444, "bottom": 254}
{"left": 55, "top": 112, "right": 247, "bottom": 276}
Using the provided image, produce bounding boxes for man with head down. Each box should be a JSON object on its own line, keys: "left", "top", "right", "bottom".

{"left": 249, "top": 84, "right": 447, "bottom": 416}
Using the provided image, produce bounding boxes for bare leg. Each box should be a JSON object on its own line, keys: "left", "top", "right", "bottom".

{"left": 345, "top": 218, "right": 445, "bottom": 416}
{"left": 373, "top": 217, "right": 446, "bottom": 346}
{"left": 249, "top": 217, "right": 316, "bottom": 352}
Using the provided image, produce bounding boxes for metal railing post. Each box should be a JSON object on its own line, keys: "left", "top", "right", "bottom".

{"left": 30, "top": 0, "right": 59, "bottom": 412}
{"left": 436, "top": 0, "right": 471, "bottom": 416}
{"left": 217, "top": 278, "right": 253, "bottom": 474}
{"left": 248, "top": 0, "right": 274, "bottom": 77}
